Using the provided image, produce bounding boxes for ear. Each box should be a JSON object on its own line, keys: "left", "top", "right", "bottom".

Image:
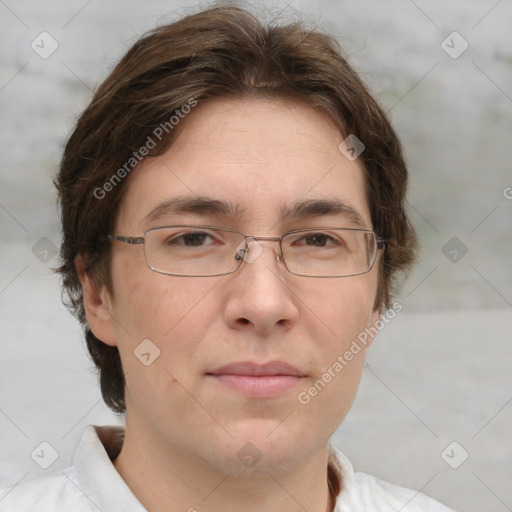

{"left": 75, "top": 255, "right": 118, "bottom": 347}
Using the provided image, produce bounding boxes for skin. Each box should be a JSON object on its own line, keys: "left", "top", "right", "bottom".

{"left": 77, "top": 98, "right": 383, "bottom": 512}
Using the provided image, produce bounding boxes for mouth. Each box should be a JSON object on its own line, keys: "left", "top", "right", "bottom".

{"left": 206, "top": 361, "right": 306, "bottom": 397}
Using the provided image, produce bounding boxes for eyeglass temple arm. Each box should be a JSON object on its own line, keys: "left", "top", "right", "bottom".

{"left": 106, "top": 235, "right": 145, "bottom": 245}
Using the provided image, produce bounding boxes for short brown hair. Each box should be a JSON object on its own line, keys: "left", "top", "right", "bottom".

{"left": 55, "top": 5, "right": 418, "bottom": 414}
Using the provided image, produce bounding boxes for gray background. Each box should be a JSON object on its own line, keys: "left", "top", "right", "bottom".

{"left": 0, "top": 1, "right": 511, "bottom": 511}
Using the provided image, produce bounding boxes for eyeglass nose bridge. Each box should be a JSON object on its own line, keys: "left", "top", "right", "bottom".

{"left": 235, "top": 235, "right": 284, "bottom": 265}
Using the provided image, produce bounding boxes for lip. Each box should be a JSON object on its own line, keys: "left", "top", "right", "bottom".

{"left": 209, "top": 361, "right": 304, "bottom": 377}
{"left": 206, "top": 361, "right": 306, "bottom": 397}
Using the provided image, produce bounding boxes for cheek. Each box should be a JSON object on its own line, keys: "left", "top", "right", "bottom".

{"left": 108, "top": 266, "right": 224, "bottom": 422}
{"left": 302, "top": 272, "right": 377, "bottom": 348}
{"left": 295, "top": 275, "right": 376, "bottom": 424}
{"left": 108, "top": 258, "right": 224, "bottom": 380}
{"left": 111, "top": 255, "right": 218, "bottom": 337}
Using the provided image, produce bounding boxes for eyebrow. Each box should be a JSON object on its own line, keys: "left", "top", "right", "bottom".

{"left": 142, "top": 196, "right": 246, "bottom": 225}
{"left": 281, "top": 198, "right": 367, "bottom": 227}
{"left": 142, "top": 196, "right": 367, "bottom": 228}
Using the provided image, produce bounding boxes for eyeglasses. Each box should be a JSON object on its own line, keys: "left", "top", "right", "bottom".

{"left": 106, "top": 225, "right": 386, "bottom": 278}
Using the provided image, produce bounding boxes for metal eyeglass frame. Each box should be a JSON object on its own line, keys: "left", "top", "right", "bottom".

{"left": 106, "top": 225, "right": 387, "bottom": 278}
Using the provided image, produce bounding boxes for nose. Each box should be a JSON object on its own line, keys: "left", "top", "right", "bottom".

{"left": 223, "top": 239, "right": 299, "bottom": 335}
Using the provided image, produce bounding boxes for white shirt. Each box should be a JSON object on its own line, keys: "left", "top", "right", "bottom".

{"left": 0, "top": 425, "right": 455, "bottom": 511}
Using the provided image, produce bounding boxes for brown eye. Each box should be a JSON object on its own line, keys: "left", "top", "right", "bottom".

{"left": 293, "top": 233, "right": 342, "bottom": 247}
{"left": 303, "top": 234, "right": 331, "bottom": 246}
{"left": 167, "top": 231, "right": 213, "bottom": 247}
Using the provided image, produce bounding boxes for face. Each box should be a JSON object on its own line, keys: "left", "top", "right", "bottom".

{"left": 89, "top": 98, "right": 382, "bottom": 476}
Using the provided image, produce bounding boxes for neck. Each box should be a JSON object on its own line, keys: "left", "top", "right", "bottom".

{"left": 113, "top": 418, "right": 336, "bottom": 512}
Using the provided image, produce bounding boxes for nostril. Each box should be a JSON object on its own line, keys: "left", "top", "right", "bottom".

{"left": 238, "top": 318, "right": 250, "bottom": 325}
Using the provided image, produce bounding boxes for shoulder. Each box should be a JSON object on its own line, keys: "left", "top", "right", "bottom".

{"left": 352, "top": 471, "right": 455, "bottom": 511}
{"left": 0, "top": 425, "right": 136, "bottom": 512}
{"left": 0, "top": 467, "right": 90, "bottom": 511}
{"left": 329, "top": 446, "right": 456, "bottom": 512}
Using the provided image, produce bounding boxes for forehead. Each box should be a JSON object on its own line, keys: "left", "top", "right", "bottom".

{"left": 115, "top": 97, "right": 370, "bottom": 232}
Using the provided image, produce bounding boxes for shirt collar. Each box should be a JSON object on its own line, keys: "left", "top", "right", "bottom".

{"left": 69, "top": 425, "right": 145, "bottom": 511}
{"left": 73, "top": 426, "right": 355, "bottom": 511}
{"left": 328, "top": 444, "right": 362, "bottom": 511}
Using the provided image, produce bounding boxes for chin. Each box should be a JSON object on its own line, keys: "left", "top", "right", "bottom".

{"left": 214, "top": 420, "right": 320, "bottom": 476}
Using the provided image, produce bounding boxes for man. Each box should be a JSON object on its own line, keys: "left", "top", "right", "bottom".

{"left": 0, "top": 5, "right": 454, "bottom": 511}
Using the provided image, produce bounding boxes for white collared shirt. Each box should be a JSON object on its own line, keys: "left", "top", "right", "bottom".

{"left": 0, "top": 425, "right": 455, "bottom": 511}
